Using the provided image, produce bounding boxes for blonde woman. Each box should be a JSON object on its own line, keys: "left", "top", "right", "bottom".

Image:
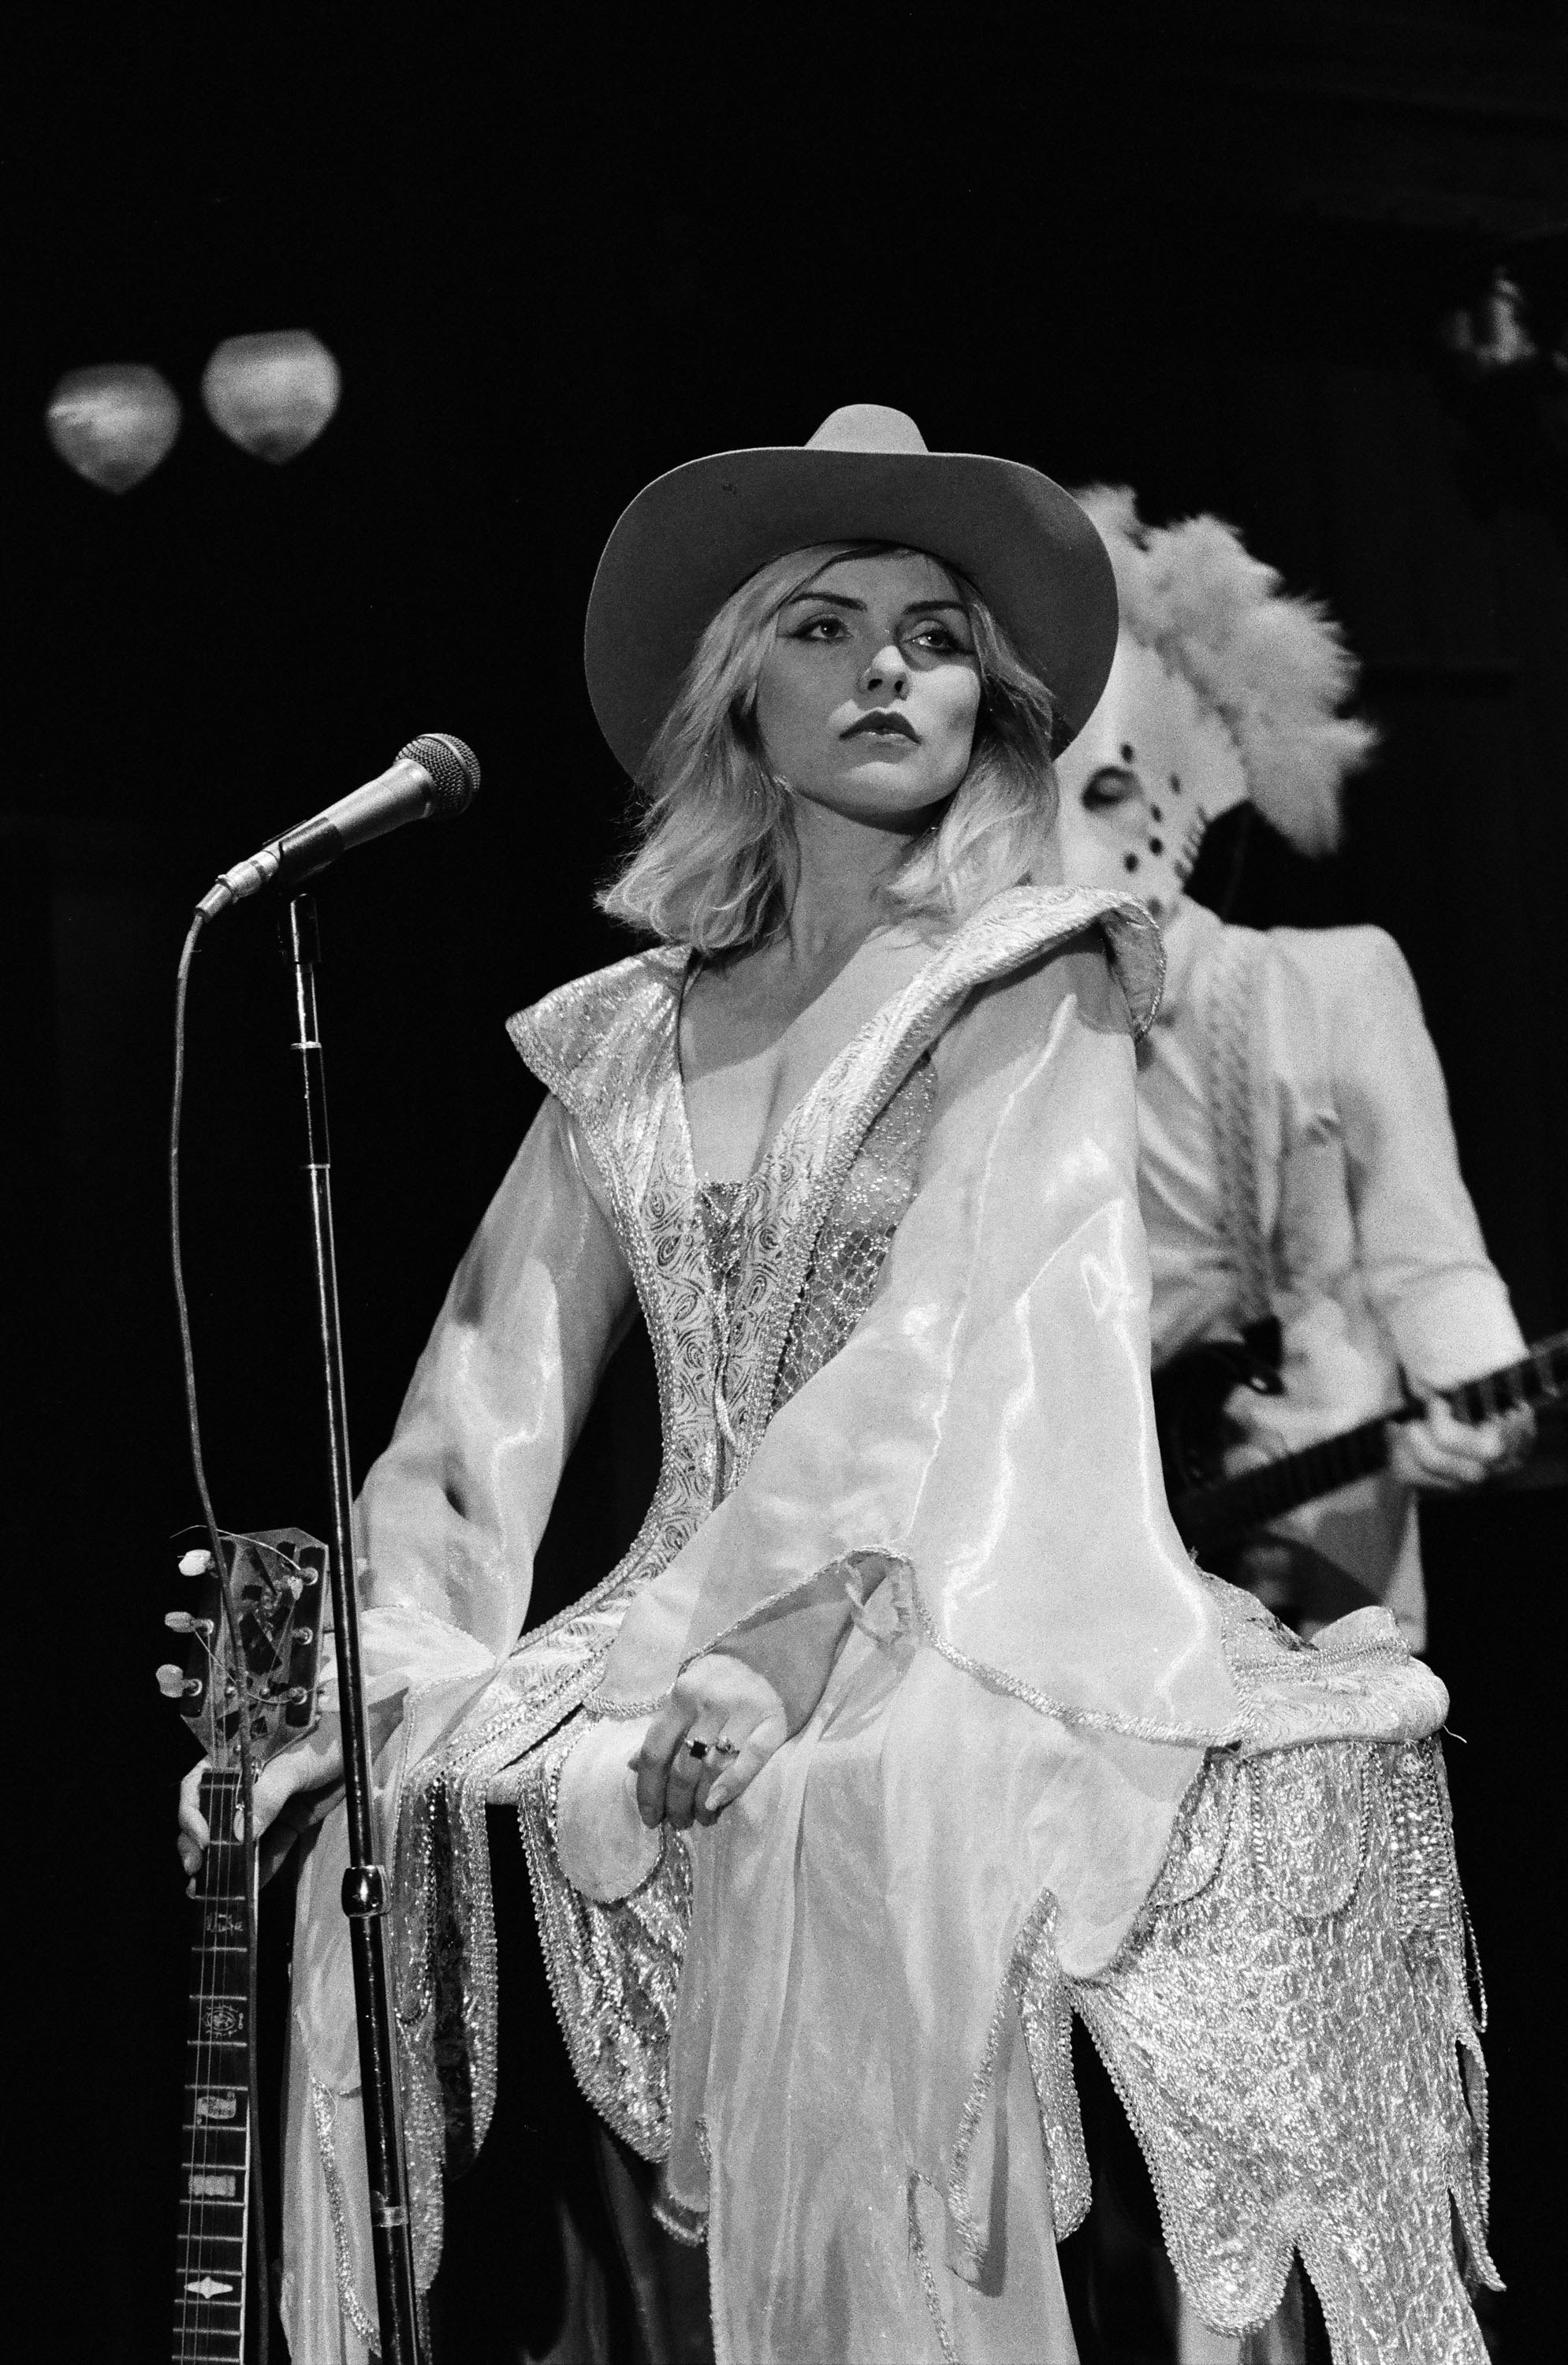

{"left": 182, "top": 408, "right": 1493, "bottom": 2365}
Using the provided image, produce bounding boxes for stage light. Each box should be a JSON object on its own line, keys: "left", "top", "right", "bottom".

{"left": 45, "top": 363, "right": 182, "bottom": 493}
{"left": 201, "top": 329, "right": 341, "bottom": 464}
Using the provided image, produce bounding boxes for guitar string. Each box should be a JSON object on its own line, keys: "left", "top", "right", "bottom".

{"left": 196, "top": 1761, "right": 224, "bottom": 2359}
{"left": 196, "top": 1755, "right": 222, "bottom": 2357}
{"left": 191, "top": 1692, "right": 264, "bottom": 2354}
{"left": 181, "top": 1555, "right": 313, "bottom": 2358}
{"left": 180, "top": 1617, "right": 218, "bottom": 2348}
{"left": 187, "top": 1569, "right": 304, "bottom": 2359}
{"left": 188, "top": 1764, "right": 249, "bottom": 2357}
{"left": 184, "top": 1745, "right": 214, "bottom": 2361}
{"left": 186, "top": 1759, "right": 211, "bottom": 2361}
{"left": 190, "top": 1760, "right": 229, "bottom": 2361}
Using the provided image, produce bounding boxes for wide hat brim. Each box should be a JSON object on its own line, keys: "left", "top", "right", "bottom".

{"left": 584, "top": 428, "right": 1119, "bottom": 780}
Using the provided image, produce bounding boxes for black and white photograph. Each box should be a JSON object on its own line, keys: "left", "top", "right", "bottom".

{"left": 6, "top": 8, "right": 1566, "bottom": 2361}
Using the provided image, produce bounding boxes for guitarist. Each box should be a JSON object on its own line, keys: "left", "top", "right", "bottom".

{"left": 1053, "top": 490, "right": 1533, "bottom": 2365}
{"left": 1056, "top": 486, "right": 1533, "bottom": 1656}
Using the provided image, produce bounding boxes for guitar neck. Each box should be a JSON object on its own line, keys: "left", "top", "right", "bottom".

{"left": 172, "top": 1768, "right": 251, "bottom": 2364}
{"left": 1443, "top": 1329, "right": 1568, "bottom": 1427}
{"left": 1174, "top": 1327, "right": 1568, "bottom": 1551}
{"left": 1176, "top": 1411, "right": 1391, "bottom": 1546}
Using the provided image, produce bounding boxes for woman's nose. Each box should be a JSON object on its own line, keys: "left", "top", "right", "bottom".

{"left": 862, "top": 642, "right": 908, "bottom": 695}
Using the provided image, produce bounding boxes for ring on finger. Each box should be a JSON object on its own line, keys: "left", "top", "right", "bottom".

{"left": 682, "top": 1734, "right": 739, "bottom": 1765}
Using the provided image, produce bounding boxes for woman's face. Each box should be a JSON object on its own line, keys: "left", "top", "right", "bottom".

{"left": 753, "top": 550, "right": 982, "bottom": 832}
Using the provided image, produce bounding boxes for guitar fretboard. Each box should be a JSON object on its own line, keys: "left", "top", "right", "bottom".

{"left": 172, "top": 1769, "right": 251, "bottom": 2364}
{"left": 1445, "top": 1331, "right": 1568, "bottom": 1425}
{"left": 1175, "top": 1328, "right": 1568, "bottom": 1551}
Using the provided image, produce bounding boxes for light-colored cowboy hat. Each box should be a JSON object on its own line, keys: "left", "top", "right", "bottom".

{"left": 584, "top": 403, "right": 1119, "bottom": 779}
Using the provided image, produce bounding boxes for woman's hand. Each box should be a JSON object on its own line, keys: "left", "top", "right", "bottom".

{"left": 1389, "top": 1396, "right": 1535, "bottom": 1492}
{"left": 634, "top": 1653, "right": 788, "bottom": 1831}
{"left": 176, "top": 1719, "right": 348, "bottom": 1894}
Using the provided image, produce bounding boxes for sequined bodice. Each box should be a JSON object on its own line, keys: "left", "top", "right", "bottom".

{"left": 696, "top": 1055, "right": 936, "bottom": 1496}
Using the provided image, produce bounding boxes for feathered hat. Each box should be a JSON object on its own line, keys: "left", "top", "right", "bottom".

{"left": 1071, "top": 486, "right": 1376, "bottom": 857}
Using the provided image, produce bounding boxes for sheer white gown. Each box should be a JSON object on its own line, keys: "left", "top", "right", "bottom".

{"left": 278, "top": 888, "right": 1492, "bottom": 2365}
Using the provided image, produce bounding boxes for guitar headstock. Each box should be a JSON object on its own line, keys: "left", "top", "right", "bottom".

{"left": 158, "top": 1528, "right": 327, "bottom": 1771}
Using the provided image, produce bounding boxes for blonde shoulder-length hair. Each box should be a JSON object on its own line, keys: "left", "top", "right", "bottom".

{"left": 598, "top": 542, "right": 1061, "bottom": 952}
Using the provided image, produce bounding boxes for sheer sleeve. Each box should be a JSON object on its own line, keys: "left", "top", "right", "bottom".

{"left": 601, "top": 935, "right": 1239, "bottom": 1748}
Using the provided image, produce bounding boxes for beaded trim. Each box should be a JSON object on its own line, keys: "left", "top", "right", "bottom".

{"left": 905, "top": 2177, "right": 964, "bottom": 2365}
{"left": 307, "top": 2068, "right": 382, "bottom": 2353}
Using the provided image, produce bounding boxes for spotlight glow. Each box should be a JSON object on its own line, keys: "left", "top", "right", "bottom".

{"left": 202, "top": 330, "right": 341, "bottom": 464}
{"left": 46, "top": 363, "right": 183, "bottom": 493}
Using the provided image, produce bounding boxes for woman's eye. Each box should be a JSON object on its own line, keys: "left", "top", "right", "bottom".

{"left": 796, "top": 615, "right": 847, "bottom": 642}
{"left": 911, "top": 625, "right": 970, "bottom": 655}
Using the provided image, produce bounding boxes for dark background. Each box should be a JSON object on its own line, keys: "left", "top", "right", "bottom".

{"left": 4, "top": 7, "right": 1565, "bottom": 2359}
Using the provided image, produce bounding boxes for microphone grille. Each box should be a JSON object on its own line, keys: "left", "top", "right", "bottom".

{"left": 399, "top": 733, "right": 481, "bottom": 818}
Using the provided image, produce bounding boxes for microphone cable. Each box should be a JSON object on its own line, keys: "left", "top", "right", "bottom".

{"left": 170, "top": 907, "right": 270, "bottom": 2365}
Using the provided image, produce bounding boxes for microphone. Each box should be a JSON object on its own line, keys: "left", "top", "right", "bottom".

{"left": 196, "top": 733, "right": 481, "bottom": 920}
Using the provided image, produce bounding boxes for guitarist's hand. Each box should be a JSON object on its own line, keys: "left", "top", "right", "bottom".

{"left": 177, "top": 1705, "right": 395, "bottom": 1893}
{"left": 1391, "top": 1395, "right": 1534, "bottom": 1492}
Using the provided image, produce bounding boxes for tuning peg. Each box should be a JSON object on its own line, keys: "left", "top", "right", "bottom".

{"left": 179, "top": 1548, "right": 215, "bottom": 1577}
{"left": 156, "top": 1664, "right": 202, "bottom": 1699}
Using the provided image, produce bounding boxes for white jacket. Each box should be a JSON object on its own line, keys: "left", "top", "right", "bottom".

{"left": 1137, "top": 899, "right": 1523, "bottom": 1645}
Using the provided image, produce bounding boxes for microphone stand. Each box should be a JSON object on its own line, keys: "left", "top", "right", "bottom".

{"left": 285, "top": 893, "right": 423, "bottom": 2364}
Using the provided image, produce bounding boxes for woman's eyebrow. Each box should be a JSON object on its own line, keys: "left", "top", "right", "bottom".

{"left": 780, "top": 590, "right": 866, "bottom": 611}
